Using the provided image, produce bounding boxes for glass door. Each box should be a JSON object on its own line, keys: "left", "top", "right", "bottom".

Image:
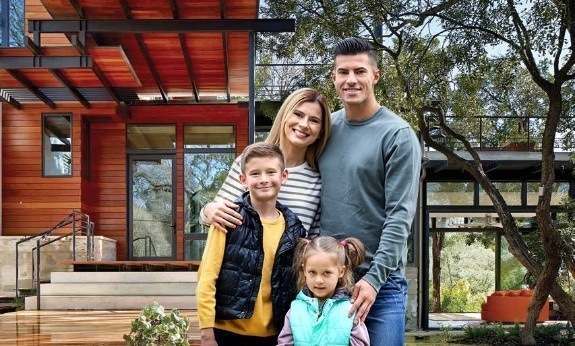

{"left": 128, "top": 155, "right": 176, "bottom": 260}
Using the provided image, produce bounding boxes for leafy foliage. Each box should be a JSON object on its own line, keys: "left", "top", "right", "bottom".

{"left": 451, "top": 323, "right": 575, "bottom": 345}
{"left": 124, "top": 302, "right": 191, "bottom": 346}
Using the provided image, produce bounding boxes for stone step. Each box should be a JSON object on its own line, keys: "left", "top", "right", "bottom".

{"left": 25, "top": 295, "right": 197, "bottom": 310}
{"left": 50, "top": 271, "right": 197, "bottom": 283}
{"left": 40, "top": 282, "right": 197, "bottom": 296}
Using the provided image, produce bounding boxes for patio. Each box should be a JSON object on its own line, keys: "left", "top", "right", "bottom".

{"left": 0, "top": 309, "right": 200, "bottom": 345}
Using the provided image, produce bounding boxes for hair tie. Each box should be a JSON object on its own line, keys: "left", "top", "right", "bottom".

{"left": 340, "top": 240, "right": 347, "bottom": 247}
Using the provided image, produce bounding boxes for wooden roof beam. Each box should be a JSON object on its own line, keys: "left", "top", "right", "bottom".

{"left": 28, "top": 19, "right": 296, "bottom": 34}
{"left": 170, "top": 0, "right": 199, "bottom": 102}
{"left": 119, "top": 0, "right": 167, "bottom": 103}
{"left": 50, "top": 69, "right": 91, "bottom": 108}
{"left": 68, "top": 0, "right": 85, "bottom": 19}
{"left": 92, "top": 62, "right": 123, "bottom": 105}
{"left": 220, "top": 0, "right": 230, "bottom": 102}
{"left": 6, "top": 69, "right": 56, "bottom": 109}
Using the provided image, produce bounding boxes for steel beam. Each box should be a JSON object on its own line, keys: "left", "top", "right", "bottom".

{"left": 0, "top": 56, "right": 92, "bottom": 69}
{"left": 6, "top": 69, "right": 56, "bottom": 109}
{"left": 28, "top": 19, "right": 296, "bottom": 33}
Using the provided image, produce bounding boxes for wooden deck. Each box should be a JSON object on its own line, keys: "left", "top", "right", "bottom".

{"left": 0, "top": 309, "right": 201, "bottom": 345}
{"left": 64, "top": 260, "right": 201, "bottom": 272}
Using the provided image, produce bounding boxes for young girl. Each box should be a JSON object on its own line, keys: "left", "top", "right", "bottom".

{"left": 277, "top": 236, "right": 370, "bottom": 346}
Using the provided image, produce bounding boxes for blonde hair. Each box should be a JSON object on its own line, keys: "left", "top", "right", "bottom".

{"left": 265, "top": 88, "right": 331, "bottom": 170}
{"left": 240, "top": 142, "right": 285, "bottom": 174}
{"left": 293, "top": 236, "right": 365, "bottom": 292}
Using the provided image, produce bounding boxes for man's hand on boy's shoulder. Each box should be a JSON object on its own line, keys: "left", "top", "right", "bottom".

{"left": 200, "top": 328, "right": 218, "bottom": 346}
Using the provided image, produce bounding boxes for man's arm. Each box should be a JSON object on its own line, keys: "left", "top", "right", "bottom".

{"left": 350, "top": 127, "right": 421, "bottom": 322}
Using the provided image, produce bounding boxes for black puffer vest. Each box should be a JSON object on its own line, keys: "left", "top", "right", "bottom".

{"left": 214, "top": 191, "right": 306, "bottom": 333}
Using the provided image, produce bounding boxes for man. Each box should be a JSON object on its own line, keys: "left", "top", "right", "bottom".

{"left": 318, "top": 37, "right": 421, "bottom": 345}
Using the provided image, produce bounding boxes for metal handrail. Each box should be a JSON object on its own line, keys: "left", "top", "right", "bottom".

{"left": 15, "top": 210, "right": 94, "bottom": 310}
{"left": 133, "top": 235, "right": 157, "bottom": 257}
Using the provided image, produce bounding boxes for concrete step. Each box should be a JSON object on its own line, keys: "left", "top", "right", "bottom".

{"left": 40, "top": 282, "right": 197, "bottom": 296}
{"left": 50, "top": 271, "right": 197, "bottom": 283}
{"left": 25, "top": 295, "right": 197, "bottom": 310}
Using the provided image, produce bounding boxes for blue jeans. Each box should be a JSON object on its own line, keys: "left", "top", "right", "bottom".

{"left": 365, "top": 275, "right": 408, "bottom": 346}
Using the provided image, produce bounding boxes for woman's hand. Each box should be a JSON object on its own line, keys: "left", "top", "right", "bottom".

{"left": 204, "top": 200, "right": 243, "bottom": 233}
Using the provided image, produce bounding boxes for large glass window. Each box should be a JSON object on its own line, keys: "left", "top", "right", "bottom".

{"left": 526, "top": 182, "right": 570, "bottom": 206}
{"left": 427, "top": 182, "right": 475, "bottom": 206}
{"left": 0, "top": 0, "right": 24, "bottom": 47}
{"left": 479, "top": 182, "right": 522, "bottom": 206}
{"left": 42, "top": 114, "right": 72, "bottom": 177}
{"left": 184, "top": 125, "right": 236, "bottom": 260}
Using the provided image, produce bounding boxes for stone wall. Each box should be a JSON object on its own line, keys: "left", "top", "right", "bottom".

{"left": 405, "top": 266, "right": 419, "bottom": 331}
{"left": 0, "top": 236, "right": 116, "bottom": 297}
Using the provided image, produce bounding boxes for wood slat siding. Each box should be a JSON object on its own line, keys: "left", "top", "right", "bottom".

{"left": 2, "top": 104, "right": 83, "bottom": 235}
{"left": 26, "top": 0, "right": 71, "bottom": 47}
{"left": 3, "top": 102, "right": 248, "bottom": 260}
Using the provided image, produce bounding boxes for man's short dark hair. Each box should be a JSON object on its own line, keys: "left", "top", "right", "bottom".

{"left": 333, "top": 37, "right": 378, "bottom": 69}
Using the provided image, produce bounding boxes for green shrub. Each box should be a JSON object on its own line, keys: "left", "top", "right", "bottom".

{"left": 124, "top": 301, "right": 191, "bottom": 346}
{"left": 450, "top": 323, "right": 575, "bottom": 345}
{"left": 440, "top": 279, "right": 485, "bottom": 312}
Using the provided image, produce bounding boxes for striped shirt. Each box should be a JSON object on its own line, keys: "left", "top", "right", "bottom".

{"left": 205, "top": 157, "right": 321, "bottom": 237}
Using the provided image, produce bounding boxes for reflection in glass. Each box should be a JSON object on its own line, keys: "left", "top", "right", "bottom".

{"left": 479, "top": 182, "right": 522, "bottom": 206}
{"left": 131, "top": 158, "right": 173, "bottom": 258}
{"left": 43, "top": 114, "right": 72, "bottom": 176}
{"left": 526, "top": 182, "right": 570, "bottom": 206}
{"left": 184, "top": 153, "right": 234, "bottom": 260}
{"left": 427, "top": 182, "right": 474, "bottom": 206}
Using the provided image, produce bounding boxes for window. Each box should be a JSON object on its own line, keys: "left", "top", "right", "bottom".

{"left": 127, "top": 125, "right": 176, "bottom": 150}
{"left": 427, "top": 182, "right": 475, "bottom": 206}
{"left": 526, "top": 182, "right": 570, "bottom": 206}
{"left": 184, "top": 125, "right": 236, "bottom": 260}
{"left": 479, "top": 182, "right": 522, "bottom": 206}
{"left": 0, "top": 0, "right": 24, "bottom": 47}
{"left": 42, "top": 114, "right": 72, "bottom": 177}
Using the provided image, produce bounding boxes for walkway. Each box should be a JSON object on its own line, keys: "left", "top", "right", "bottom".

{"left": 0, "top": 310, "right": 200, "bottom": 345}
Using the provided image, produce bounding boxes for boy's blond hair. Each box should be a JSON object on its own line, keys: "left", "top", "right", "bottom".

{"left": 240, "top": 142, "right": 285, "bottom": 174}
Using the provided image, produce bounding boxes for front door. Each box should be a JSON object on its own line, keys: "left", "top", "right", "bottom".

{"left": 128, "top": 155, "right": 176, "bottom": 260}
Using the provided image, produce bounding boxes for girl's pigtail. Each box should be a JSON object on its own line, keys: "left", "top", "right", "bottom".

{"left": 340, "top": 237, "right": 366, "bottom": 291}
{"left": 293, "top": 238, "right": 311, "bottom": 290}
{"left": 343, "top": 237, "right": 365, "bottom": 271}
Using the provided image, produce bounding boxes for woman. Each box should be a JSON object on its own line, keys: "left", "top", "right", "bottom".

{"left": 200, "top": 88, "right": 331, "bottom": 237}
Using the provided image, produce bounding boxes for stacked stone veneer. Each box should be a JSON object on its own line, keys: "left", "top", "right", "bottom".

{"left": 405, "top": 266, "right": 418, "bottom": 331}
{"left": 0, "top": 236, "right": 116, "bottom": 297}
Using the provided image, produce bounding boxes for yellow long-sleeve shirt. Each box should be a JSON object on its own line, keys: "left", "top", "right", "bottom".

{"left": 196, "top": 211, "right": 285, "bottom": 337}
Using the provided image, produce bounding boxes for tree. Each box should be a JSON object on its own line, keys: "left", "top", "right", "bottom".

{"left": 1, "top": 0, "right": 24, "bottom": 47}
{"left": 259, "top": 1, "right": 575, "bottom": 343}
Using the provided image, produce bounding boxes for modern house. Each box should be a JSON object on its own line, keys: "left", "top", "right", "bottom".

{"left": 1, "top": 0, "right": 574, "bottom": 331}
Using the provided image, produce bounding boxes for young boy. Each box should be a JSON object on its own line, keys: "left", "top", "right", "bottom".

{"left": 196, "top": 142, "right": 306, "bottom": 346}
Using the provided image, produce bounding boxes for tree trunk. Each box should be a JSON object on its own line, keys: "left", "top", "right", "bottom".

{"left": 520, "top": 89, "right": 563, "bottom": 345}
{"left": 432, "top": 231, "right": 444, "bottom": 312}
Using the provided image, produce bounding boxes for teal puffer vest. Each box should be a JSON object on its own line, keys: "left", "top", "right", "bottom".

{"left": 290, "top": 288, "right": 354, "bottom": 346}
